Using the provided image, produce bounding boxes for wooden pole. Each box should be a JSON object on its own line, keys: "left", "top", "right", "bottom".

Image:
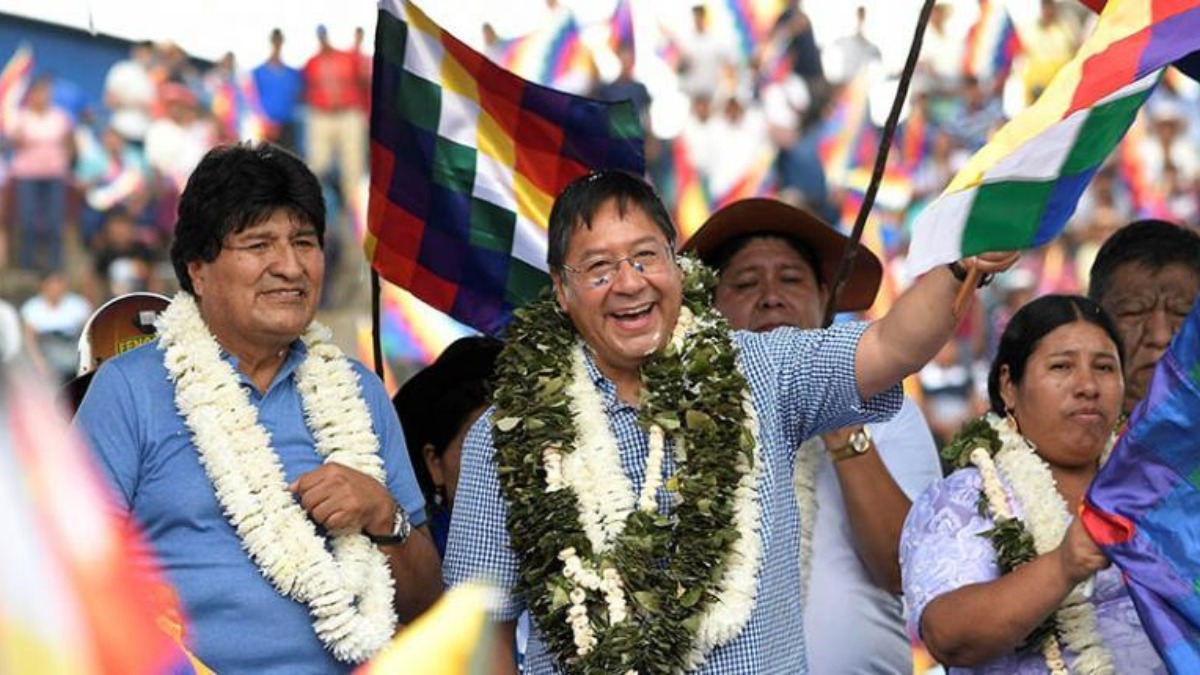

{"left": 371, "top": 268, "right": 384, "bottom": 380}
{"left": 822, "top": 0, "right": 939, "bottom": 327}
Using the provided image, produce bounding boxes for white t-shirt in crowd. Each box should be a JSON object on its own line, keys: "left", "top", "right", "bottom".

{"left": 104, "top": 59, "right": 156, "bottom": 141}
{"left": 20, "top": 292, "right": 92, "bottom": 337}
{"left": 678, "top": 30, "right": 738, "bottom": 99}
{"left": 801, "top": 397, "right": 942, "bottom": 674}
{"left": 0, "top": 300, "right": 22, "bottom": 363}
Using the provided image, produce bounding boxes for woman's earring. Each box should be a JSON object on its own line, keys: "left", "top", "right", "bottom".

{"left": 1005, "top": 407, "right": 1020, "bottom": 434}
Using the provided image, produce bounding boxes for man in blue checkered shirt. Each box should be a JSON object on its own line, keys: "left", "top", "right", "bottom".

{"left": 444, "top": 172, "right": 1016, "bottom": 674}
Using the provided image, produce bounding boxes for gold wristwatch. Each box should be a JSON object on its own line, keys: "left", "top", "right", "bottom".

{"left": 827, "top": 427, "right": 872, "bottom": 462}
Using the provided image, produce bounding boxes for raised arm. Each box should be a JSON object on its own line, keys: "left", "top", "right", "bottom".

{"left": 856, "top": 254, "right": 1018, "bottom": 400}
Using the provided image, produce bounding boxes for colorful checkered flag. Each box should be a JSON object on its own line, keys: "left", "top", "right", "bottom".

{"left": 366, "top": 0, "right": 645, "bottom": 335}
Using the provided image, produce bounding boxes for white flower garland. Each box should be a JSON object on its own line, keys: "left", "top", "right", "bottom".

{"left": 685, "top": 389, "right": 764, "bottom": 670}
{"left": 156, "top": 293, "right": 397, "bottom": 663}
{"left": 969, "top": 413, "right": 1114, "bottom": 675}
{"left": 552, "top": 306, "right": 765, "bottom": 669}
{"left": 792, "top": 437, "right": 822, "bottom": 605}
{"left": 563, "top": 349, "right": 636, "bottom": 554}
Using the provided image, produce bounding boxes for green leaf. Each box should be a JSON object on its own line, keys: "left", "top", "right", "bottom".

{"left": 681, "top": 613, "right": 704, "bottom": 634}
{"left": 685, "top": 409, "right": 713, "bottom": 430}
{"left": 942, "top": 416, "right": 1001, "bottom": 469}
{"left": 654, "top": 414, "right": 681, "bottom": 431}
{"left": 632, "top": 591, "right": 660, "bottom": 613}
{"left": 678, "top": 585, "right": 704, "bottom": 608}
{"left": 740, "top": 427, "right": 756, "bottom": 453}
{"left": 494, "top": 416, "right": 521, "bottom": 432}
{"left": 549, "top": 584, "right": 570, "bottom": 611}
{"left": 540, "top": 376, "right": 569, "bottom": 399}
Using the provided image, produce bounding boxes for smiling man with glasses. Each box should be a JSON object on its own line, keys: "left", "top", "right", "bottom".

{"left": 445, "top": 171, "right": 1018, "bottom": 674}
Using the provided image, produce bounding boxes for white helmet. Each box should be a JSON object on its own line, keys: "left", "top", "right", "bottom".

{"left": 76, "top": 292, "right": 170, "bottom": 376}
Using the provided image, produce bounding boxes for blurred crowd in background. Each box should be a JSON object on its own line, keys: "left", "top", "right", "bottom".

{"left": 0, "top": 20, "right": 373, "bottom": 384}
{"left": 2, "top": 0, "right": 1200, "bottom": 453}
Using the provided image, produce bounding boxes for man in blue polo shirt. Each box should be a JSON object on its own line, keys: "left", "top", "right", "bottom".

{"left": 75, "top": 143, "right": 441, "bottom": 673}
{"left": 253, "top": 29, "right": 305, "bottom": 152}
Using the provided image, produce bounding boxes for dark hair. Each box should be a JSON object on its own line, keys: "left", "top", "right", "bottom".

{"left": 707, "top": 232, "right": 824, "bottom": 288}
{"left": 104, "top": 205, "right": 134, "bottom": 225}
{"left": 1088, "top": 219, "right": 1200, "bottom": 305}
{"left": 169, "top": 143, "right": 325, "bottom": 294}
{"left": 406, "top": 379, "right": 489, "bottom": 502}
{"left": 547, "top": 170, "right": 676, "bottom": 271}
{"left": 987, "top": 295, "right": 1124, "bottom": 414}
{"left": 393, "top": 336, "right": 502, "bottom": 504}
{"left": 29, "top": 74, "right": 54, "bottom": 92}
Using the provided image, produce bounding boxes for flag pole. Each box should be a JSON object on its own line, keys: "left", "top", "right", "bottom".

{"left": 371, "top": 268, "right": 384, "bottom": 380}
{"left": 822, "top": 0, "right": 938, "bottom": 328}
{"left": 953, "top": 267, "right": 982, "bottom": 317}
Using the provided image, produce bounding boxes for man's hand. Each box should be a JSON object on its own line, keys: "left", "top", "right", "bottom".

{"left": 856, "top": 250, "right": 1022, "bottom": 400}
{"left": 290, "top": 464, "right": 394, "bottom": 535}
{"left": 293, "top": 466, "right": 444, "bottom": 621}
{"left": 961, "top": 251, "right": 1021, "bottom": 276}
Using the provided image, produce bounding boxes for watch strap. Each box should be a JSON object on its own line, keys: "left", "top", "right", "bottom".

{"left": 366, "top": 505, "right": 412, "bottom": 545}
{"left": 826, "top": 428, "right": 872, "bottom": 462}
{"left": 948, "top": 261, "right": 994, "bottom": 288}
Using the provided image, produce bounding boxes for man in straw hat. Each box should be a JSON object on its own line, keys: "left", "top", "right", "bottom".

{"left": 684, "top": 197, "right": 941, "bottom": 674}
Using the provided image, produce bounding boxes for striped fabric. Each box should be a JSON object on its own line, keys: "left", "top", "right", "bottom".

{"left": 1079, "top": 0, "right": 1200, "bottom": 84}
{"left": 1083, "top": 297, "right": 1200, "bottom": 674}
{"left": 711, "top": 148, "right": 776, "bottom": 208}
{"left": 493, "top": 9, "right": 591, "bottom": 92}
{"left": 668, "top": 137, "right": 775, "bottom": 245}
{"left": 354, "top": 283, "right": 478, "bottom": 393}
{"left": 817, "top": 72, "right": 873, "bottom": 190}
{"left": 713, "top": 0, "right": 788, "bottom": 63}
{"left": 907, "top": 0, "right": 1200, "bottom": 276}
{"left": 609, "top": 0, "right": 635, "bottom": 54}
{"left": 366, "top": 0, "right": 644, "bottom": 336}
{"left": 0, "top": 43, "right": 33, "bottom": 137}
{"left": 208, "top": 72, "right": 268, "bottom": 142}
{"left": 669, "top": 135, "right": 712, "bottom": 240}
{"left": 962, "top": 0, "right": 1021, "bottom": 81}
{"left": 895, "top": 103, "right": 931, "bottom": 176}
{"left": 0, "top": 372, "right": 204, "bottom": 674}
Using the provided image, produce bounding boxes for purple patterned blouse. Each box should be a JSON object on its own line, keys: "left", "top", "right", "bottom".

{"left": 900, "top": 468, "right": 1166, "bottom": 674}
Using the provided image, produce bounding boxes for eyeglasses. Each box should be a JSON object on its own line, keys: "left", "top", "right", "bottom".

{"left": 561, "top": 242, "right": 675, "bottom": 288}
